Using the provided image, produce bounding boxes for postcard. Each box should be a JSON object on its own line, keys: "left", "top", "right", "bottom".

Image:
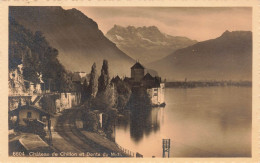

{"left": 0, "top": 0, "right": 259, "bottom": 162}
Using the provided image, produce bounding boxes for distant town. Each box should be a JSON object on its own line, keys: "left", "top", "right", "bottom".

{"left": 165, "top": 80, "right": 251, "bottom": 88}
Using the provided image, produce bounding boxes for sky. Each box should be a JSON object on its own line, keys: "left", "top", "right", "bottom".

{"left": 62, "top": 7, "right": 252, "bottom": 41}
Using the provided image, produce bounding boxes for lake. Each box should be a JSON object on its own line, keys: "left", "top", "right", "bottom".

{"left": 115, "top": 87, "right": 252, "bottom": 157}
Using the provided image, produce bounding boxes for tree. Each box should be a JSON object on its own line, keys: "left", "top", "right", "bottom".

{"left": 82, "top": 110, "right": 100, "bottom": 132}
{"left": 9, "top": 18, "right": 74, "bottom": 93}
{"left": 81, "top": 79, "right": 88, "bottom": 104}
{"left": 102, "top": 108, "right": 117, "bottom": 140}
{"left": 87, "top": 63, "right": 98, "bottom": 99}
{"left": 40, "top": 95, "right": 59, "bottom": 114}
{"left": 126, "top": 86, "right": 152, "bottom": 111}
{"left": 93, "top": 85, "right": 115, "bottom": 112}
{"left": 114, "top": 81, "right": 131, "bottom": 111}
{"left": 98, "top": 60, "right": 110, "bottom": 94}
{"left": 93, "top": 60, "right": 117, "bottom": 111}
{"left": 22, "top": 47, "right": 40, "bottom": 84}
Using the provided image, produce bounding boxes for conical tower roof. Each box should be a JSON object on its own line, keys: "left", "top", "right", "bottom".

{"left": 131, "top": 62, "right": 145, "bottom": 69}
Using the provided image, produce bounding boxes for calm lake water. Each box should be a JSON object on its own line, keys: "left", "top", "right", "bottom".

{"left": 115, "top": 87, "right": 252, "bottom": 157}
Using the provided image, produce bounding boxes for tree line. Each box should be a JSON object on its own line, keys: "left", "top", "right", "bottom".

{"left": 80, "top": 60, "right": 132, "bottom": 112}
{"left": 80, "top": 60, "right": 133, "bottom": 140}
{"left": 9, "top": 17, "right": 74, "bottom": 92}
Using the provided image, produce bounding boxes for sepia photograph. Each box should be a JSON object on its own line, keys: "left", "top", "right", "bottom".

{"left": 8, "top": 6, "right": 252, "bottom": 158}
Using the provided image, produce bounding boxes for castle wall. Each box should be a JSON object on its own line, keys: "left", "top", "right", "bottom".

{"left": 147, "top": 83, "right": 165, "bottom": 106}
{"left": 131, "top": 69, "right": 144, "bottom": 82}
{"left": 158, "top": 83, "right": 165, "bottom": 104}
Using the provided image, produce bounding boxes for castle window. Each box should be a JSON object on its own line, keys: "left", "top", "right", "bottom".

{"left": 27, "top": 112, "right": 32, "bottom": 118}
{"left": 154, "top": 93, "right": 158, "bottom": 96}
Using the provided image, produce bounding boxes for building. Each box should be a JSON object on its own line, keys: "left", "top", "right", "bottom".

{"left": 9, "top": 64, "right": 27, "bottom": 95}
{"left": 9, "top": 104, "right": 53, "bottom": 137}
{"left": 127, "top": 62, "right": 165, "bottom": 107}
{"left": 55, "top": 92, "right": 81, "bottom": 112}
{"left": 73, "top": 71, "right": 89, "bottom": 85}
{"left": 131, "top": 62, "right": 145, "bottom": 82}
{"left": 111, "top": 75, "right": 121, "bottom": 84}
{"left": 9, "top": 105, "right": 50, "bottom": 127}
{"left": 146, "top": 83, "right": 165, "bottom": 106}
{"left": 75, "top": 71, "right": 87, "bottom": 79}
{"left": 9, "top": 64, "right": 49, "bottom": 96}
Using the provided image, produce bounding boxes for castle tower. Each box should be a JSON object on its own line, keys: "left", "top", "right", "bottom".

{"left": 131, "top": 62, "right": 145, "bottom": 82}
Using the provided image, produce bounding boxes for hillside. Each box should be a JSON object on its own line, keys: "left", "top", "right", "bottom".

{"left": 106, "top": 25, "right": 197, "bottom": 63}
{"left": 9, "top": 6, "right": 135, "bottom": 76}
{"left": 9, "top": 17, "right": 74, "bottom": 91}
{"left": 147, "top": 30, "right": 252, "bottom": 81}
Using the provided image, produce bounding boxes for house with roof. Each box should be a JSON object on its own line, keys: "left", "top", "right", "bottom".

{"left": 9, "top": 103, "right": 54, "bottom": 137}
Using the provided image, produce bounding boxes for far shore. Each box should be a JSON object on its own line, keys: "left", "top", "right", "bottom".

{"left": 165, "top": 80, "right": 252, "bottom": 88}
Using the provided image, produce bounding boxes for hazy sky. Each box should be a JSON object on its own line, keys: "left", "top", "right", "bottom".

{"left": 62, "top": 7, "right": 252, "bottom": 41}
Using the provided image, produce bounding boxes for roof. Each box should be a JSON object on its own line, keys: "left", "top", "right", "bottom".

{"left": 72, "top": 72, "right": 81, "bottom": 82}
{"left": 9, "top": 105, "right": 54, "bottom": 117}
{"left": 19, "top": 133, "right": 52, "bottom": 152}
{"left": 143, "top": 73, "right": 154, "bottom": 80}
{"left": 123, "top": 77, "right": 132, "bottom": 82}
{"left": 131, "top": 62, "right": 145, "bottom": 69}
{"left": 114, "top": 75, "right": 120, "bottom": 80}
{"left": 111, "top": 76, "right": 122, "bottom": 84}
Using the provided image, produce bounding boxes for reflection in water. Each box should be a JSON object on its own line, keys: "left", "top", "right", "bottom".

{"left": 115, "top": 87, "right": 251, "bottom": 157}
{"left": 117, "top": 106, "right": 164, "bottom": 143}
{"left": 130, "top": 108, "right": 161, "bottom": 142}
{"left": 117, "top": 87, "right": 164, "bottom": 143}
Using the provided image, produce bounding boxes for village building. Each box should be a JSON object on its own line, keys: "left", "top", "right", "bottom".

{"left": 73, "top": 71, "right": 89, "bottom": 85}
{"left": 9, "top": 64, "right": 28, "bottom": 96}
{"left": 9, "top": 104, "right": 54, "bottom": 137}
{"left": 8, "top": 64, "right": 82, "bottom": 125}
{"left": 54, "top": 72, "right": 84, "bottom": 112}
{"left": 9, "top": 64, "right": 51, "bottom": 96}
{"left": 9, "top": 105, "right": 51, "bottom": 128}
{"left": 55, "top": 92, "right": 80, "bottom": 112}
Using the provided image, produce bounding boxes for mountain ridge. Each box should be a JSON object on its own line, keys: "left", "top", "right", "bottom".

{"left": 147, "top": 30, "right": 252, "bottom": 81}
{"left": 106, "top": 25, "right": 197, "bottom": 63}
{"left": 9, "top": 6, "right": 135, "bottom": 76}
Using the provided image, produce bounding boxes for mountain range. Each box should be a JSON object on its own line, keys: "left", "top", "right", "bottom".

{"left": 147, "top": 30, "right": 252, "bottom": 81}
{"left": 9, "top": 6, "right": 252, "bottom": 81}
{"left": 9, "top": 6, "right": 135, "bottom": 77}
{"left": 106, "top": 25, "right": 197, "bottom": 63}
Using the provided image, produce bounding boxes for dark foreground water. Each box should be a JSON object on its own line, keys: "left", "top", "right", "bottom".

{"left": 115, "top": 87, "right": 252, "bottom": 157}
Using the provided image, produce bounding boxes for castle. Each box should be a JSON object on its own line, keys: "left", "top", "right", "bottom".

{"left": 122, "top": 62, "right": 165, "bottom": 107}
